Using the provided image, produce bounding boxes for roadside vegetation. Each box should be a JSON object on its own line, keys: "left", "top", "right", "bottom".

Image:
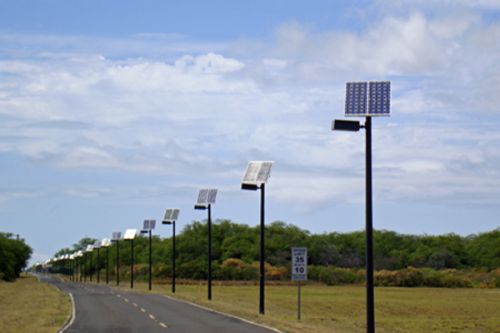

{"left": 48, "top": 220, "right": 499, "bottom": 288}
{"left": 0, "top": 275, "right": 71, "bottom": 333}
{"left": 0, "top": 232, "right": 31, "bottom": 281}
{"left": 115, "top": 281, "right": 500, "bottom": 333}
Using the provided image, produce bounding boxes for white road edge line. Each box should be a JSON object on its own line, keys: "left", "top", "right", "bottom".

{"left": 58, "top": 292, "right": 76, "bottom": 333}
{"left": 163, "top": 295, "right": 283, "bottom": 333}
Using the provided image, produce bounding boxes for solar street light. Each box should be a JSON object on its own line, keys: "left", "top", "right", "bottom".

{"left": 124, "top": 229, "right": 138, "bottom": 288}
{"left": 162, "top": 209, "right": 180, "bottom": 293}
{"left": 111, "top": 232, "right": 122, "bottom": 286}
{"left": 241, "top": 161, "right": 273, "bottom": 315}
{"left": 332, "top": 81, "right": 390, "bottom": 333}
{"left": 194, "top": 189, "right": 218, "bottom": 300}
{"left": 141, "top": 219, "right": 156, "bottom": 291}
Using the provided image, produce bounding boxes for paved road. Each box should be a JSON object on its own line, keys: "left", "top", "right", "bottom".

{"left": 38, "top": 274, "right": 278, "bottom": 333}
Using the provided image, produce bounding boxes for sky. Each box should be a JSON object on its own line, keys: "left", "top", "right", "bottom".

{"left": 0, "top": 0, "right": 499, "bottom": 265}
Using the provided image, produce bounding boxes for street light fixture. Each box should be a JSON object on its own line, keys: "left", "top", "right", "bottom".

{"left": 141, "top": 220, "right": 156, "bottom": 291}
{"left": 194, "top": 188, "right": 218, "bottom": 300}
{"left": 124, "top": 229, "right": 138, "bottom": 289}
{"left": 241, "top": 161, "right": 274, "bottom": 315}
{"left": 162, "top": 209, "right": 180, "bottom": 293}
{"left": 332, "top": 81, "right": 390, "bottom": 333}
{"left": 111, "top": 232, "right": 122, "bottom": 286}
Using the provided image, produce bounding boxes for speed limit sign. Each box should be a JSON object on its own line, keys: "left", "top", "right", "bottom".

{"left": 291, "top": 247, "right": 307, "bottom": 281}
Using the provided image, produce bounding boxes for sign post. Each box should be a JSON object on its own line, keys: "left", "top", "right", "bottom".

{"left": 291, "top": 247, "right": 307, "bottom": 320}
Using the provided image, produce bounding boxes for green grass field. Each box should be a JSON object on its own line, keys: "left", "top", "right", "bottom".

{"left": 0, "top": 275, "right": 71, "bottom": 333}
{"left": 115, "top": 280, "right": 500, "bottom": 333}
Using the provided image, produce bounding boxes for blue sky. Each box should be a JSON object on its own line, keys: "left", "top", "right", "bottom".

{"left": 0, "top": 1, "right": 499, "bottom": 264}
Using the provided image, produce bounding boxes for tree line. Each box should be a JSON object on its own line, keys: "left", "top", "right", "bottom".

{"left": 50, "top": 220, "right": 498, "bottom": 280}
{"left": 0, "top": 232, "right": 32, "bottom": 281}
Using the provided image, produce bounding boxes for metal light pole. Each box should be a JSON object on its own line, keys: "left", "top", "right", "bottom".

{"left": 123, "top": 229, "right": 137, "bottom": 289}
{"left": 106, "top": 245, "right": 109, "bottom": 284}
{"left": 100, "top": 238, "right": 111, "bottom": 285}
{"left": 195, "top": 189, "right": 218, "bottom": 301}
{"left": 116, "top": 240, "right": 120, "bottom": 286}
{"left": 208, "top": 204, "right": 212, "bottom": 300}
{"left": 83, "top": 251, "right": 87, "bottom": 282}
{"left": 162, "top": 209, "right": 180, "bottom": 294}
{"left": 96, "top": 245, "right": 100, "bottom": 283}
{"left": 112, "top": 232, "right": 121, "bottom": 286}
{"left": 141, "top": 220, "right": 156, "bottom": 291}
{"left": 332, "top": 81, "right": 390, "bottom": 333}
{"left": 130, "top": 239, "right": 134, "bottom": 288}
{"left": 88, "top": 246, "right": 94, "bottom": 282}
{"left": 241, "top": 161, "right": 273, "bottom": 315}
{"left": 149, "top": 229, "right": 152, "bottom": 290}
{"left": 259, "top": 183, "right": 265, "bottom": 314}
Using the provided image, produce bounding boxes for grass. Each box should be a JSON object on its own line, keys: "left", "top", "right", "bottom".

{"left": 0, "top": 275, "right": 71, "bottom": 333}
{"left": 112, "top": 279, "right": 500, "bottom": 333}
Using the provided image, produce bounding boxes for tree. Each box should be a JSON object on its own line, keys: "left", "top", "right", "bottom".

{"left": 0, "top": 233, "right": 32, "bottom": 281}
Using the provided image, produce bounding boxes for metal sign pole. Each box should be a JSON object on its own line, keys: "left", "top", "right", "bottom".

{"left": 298, "top": 280, "right": 301, "bottom": 320}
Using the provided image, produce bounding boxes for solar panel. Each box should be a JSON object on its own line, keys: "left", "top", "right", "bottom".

{"left": 197, "top": 189, "right": 209, "bottom": 205}
{"left": 143, "top": 219, "right": 156, "bottom": 230}
{"left": 196, "top": 188, "right": 218, "bottom": 206}
{"left": 112, "top": 232, "right": 122, "bottom": 241}
{"left": 207, "top": 189, "right": 217, "bottom": 204}
{"left": 123, "top": 228, "right": 138, "bottom": 240}
{"left": 242, "top": 161, "right": 274, "bottom": 185}
{"left": 345, "top": 81, "right": 390, "bottom": 117}
{"left": 171, "top": 209, "right": 180, "bottom": 221}
{"left": 101, "top": 238, "right": 111, "bottom": 247}
{"left": 163, "top": 209, "right": 180, "bottom": 222}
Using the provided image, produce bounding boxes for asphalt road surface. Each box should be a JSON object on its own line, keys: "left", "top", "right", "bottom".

{"left": 38, "top": 274, "right": 278, "bottom": 333}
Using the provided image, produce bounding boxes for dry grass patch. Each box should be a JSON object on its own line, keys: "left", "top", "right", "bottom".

{"left": 0, "top": 275, "right": 71, "bottom": 333}
{"left": 113, "top": 280, "right": 500, "bottom": 333}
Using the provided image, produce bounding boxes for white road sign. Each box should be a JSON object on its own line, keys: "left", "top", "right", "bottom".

{"left": 291, "top": 247, "right": 307, "bottom": 281}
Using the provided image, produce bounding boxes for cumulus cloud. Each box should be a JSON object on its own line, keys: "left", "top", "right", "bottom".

{"left": 0, "top": 4, "right": 499, "bottom": 210}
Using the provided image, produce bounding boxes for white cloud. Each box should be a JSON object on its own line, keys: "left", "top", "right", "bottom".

{"left": 0, "top": 6, "right": 499, "bottom": 209}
